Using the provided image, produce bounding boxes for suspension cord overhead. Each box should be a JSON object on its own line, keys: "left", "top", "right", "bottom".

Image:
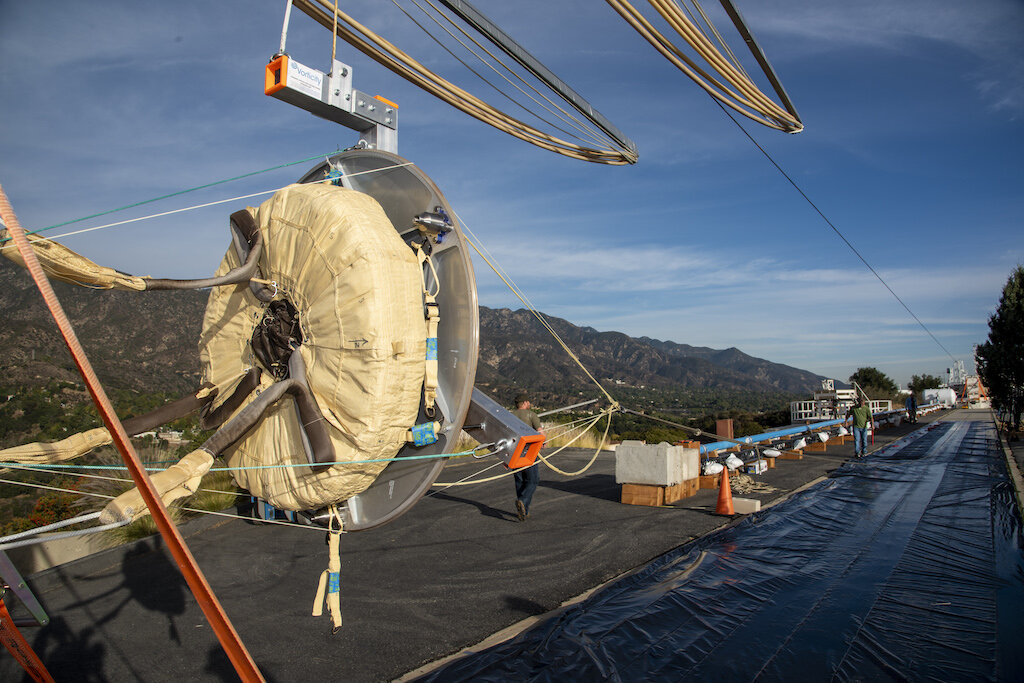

{"left": 291, "top": 0, "right": 637, "bottom": 164}
{"left": 432, "top": 0, "right": 637, "bottom": 157}
{"left": 712, "top": 99, "right": 957, "bottom": 363}
{"left": 604, "top": 0, "right": 802, "bottom": 133}
{"left": 456, "top": 213, "right": 619, "bottom": 409}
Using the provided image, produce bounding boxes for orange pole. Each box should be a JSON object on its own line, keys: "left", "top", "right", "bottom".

{"left": 0, "top": 186, "right": 264, "bottom": 682}
{"left": 0, "top": 597, "right": 53, "bottom": 683}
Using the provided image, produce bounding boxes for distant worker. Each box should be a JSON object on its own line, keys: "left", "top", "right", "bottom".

{"left": 511, "top": 393, "right": 544, "bottom": 522}
{"left": 847, "top": 397, "right": 872, "bottom": 457}
{"left": 905, "top": 392, "right": 918, "bottom": 424}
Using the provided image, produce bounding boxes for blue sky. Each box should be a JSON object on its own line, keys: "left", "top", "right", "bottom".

{"left": 1, "top": 0, "right": 1021, "bottom": 389}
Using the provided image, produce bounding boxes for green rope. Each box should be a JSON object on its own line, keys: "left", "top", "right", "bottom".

{"left": 0, "top": 151, "right": 338, "bottom": 244}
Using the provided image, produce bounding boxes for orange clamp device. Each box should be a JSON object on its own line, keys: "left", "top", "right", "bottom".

{"left": 506, "top": 434, "right": 546, "bottom": 469}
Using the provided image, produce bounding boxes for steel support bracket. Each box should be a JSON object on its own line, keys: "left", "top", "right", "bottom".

{"left": 0, "top": 550, "right": 49, "bottom": 628}
{"left": 464, "top": 388, "right": 544, "bottom": 469}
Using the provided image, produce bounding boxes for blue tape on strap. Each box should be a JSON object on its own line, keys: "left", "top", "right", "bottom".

{"left": 411, "top": 422, "right": 438, "bottom": 446}
{"left": 328, "top": 572, "right": 340, "bottom": 594}
{"left": 426, "top": 337, "right": 438, "bottom": 361}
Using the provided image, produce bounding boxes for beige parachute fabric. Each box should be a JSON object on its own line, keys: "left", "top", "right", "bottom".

{"left": 0, "top": 426, "right": 113, "bottom": 465}
{"left": 99, "top": 449, "right": 215, "bottom": 524}
{"left": 0, "top": 229, "right": 147, "bottom": 290}
{"left": 199, "top": 183, "right": 426, "bottom": 511}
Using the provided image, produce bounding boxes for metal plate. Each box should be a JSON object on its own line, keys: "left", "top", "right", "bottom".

{"left": 298, "top": 149, "right": 478, "bottom": 531}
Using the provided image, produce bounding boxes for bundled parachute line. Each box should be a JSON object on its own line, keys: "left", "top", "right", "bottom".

{"left": 605, "top": 0, "right": 802, "bottom": 133}
{"left": 292, "top": 0, "right": 639, "bottom": 165}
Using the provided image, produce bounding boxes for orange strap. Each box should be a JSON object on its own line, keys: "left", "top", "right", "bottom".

{"left": 0, "top": 186, "right": 264, "bottom": 682}
{"left": 0, "top": 597, "right": 53, "bottom": 683}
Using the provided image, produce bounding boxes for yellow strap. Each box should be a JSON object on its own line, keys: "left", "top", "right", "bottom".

{"left": 312, "top": 506, "right": 344, "bottom": 632}
{"left": 416, "top": 244, "right": 441, "bottom": 413}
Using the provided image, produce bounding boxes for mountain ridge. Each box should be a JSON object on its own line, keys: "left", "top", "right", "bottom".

{"left": 0, "top": 260, "right": 825, "bottom": 408}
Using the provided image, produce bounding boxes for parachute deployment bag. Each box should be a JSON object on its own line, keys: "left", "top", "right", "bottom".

{"left": 199, "top": 183, "right": 427, "bottom": 510}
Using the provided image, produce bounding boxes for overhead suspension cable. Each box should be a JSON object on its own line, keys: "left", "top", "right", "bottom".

{"left": 394, "top": 0, "right": 615, "bottom": 151}
{"left": 456, "top": 211, "right": 619, "bottom": 408}
{"left": 605, "top": 0, "right": 802, "bottom": 133}
{"left": 713, "top": 100, "right": 957, "bottom": 363}
{"left": 292, "top": 0, "right": 637, "bottom": 164}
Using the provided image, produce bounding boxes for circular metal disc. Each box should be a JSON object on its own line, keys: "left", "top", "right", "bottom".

{"left": 298, "top": 149, "right": 478, "bottom": 531}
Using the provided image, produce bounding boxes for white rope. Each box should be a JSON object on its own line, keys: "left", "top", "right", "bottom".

{"left": 0, "top": 162, "right": 415, "bottom": 254}
{"left": 0, "top": 461, "right": 248, "bottom": 500}
{"left": 1, "top": 511, "right": 103, "bottom": 543}
{"left": 1, "top": 514, "right": 131, "bottom": 551}
{"left": 0, "top": 475, "right": 324, "bottom": 538}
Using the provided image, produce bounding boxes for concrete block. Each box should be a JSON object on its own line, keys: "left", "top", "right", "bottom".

{"left": 615, "top": 441, "right": 698, "bottom": 486}
{"left": 732, "top": 497, "right": 761, "bottom": 514}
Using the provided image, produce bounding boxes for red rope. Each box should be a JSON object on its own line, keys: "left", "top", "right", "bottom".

{"left": 0, "top": 185, "right": 264, "bottom": 682}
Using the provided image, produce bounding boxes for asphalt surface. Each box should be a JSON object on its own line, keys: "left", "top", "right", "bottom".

{"left": 1, "top": 410, "right": 951, "bottom": 682}
{"left": 418, "top": 411, "right": 1023, "bottom": 681}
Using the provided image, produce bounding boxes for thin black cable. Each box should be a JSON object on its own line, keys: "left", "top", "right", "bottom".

{"left": 713, "top": 99, "right": 957, "bottom": 362}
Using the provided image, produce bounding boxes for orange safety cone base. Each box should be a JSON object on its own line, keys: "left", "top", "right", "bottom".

{"left": 716, "top": 467, "right": 735, "bottom": 515}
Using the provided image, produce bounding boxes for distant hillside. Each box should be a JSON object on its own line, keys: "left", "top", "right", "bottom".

{"left": 0, "top": 259, "right": 206, "bottom": 394}
{"left": 478, "top": 308, "right": 826, "bottom": 404}
{"left": 0, "top": 260, "right": 826, "bottom": 407}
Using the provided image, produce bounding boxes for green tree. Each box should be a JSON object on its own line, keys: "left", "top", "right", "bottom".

{"left": 848, "top": 367, "right": 898, "bottom": 398}
{"left": 976, "top": 266, "right": 1024, "bottom": 432}
{"left": 908, "top": 374, "right": 942, "bottom": 394}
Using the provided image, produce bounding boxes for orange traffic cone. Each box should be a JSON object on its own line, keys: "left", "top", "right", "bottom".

{"left": 716, "top": 467, "right": 734, "bottom": 515}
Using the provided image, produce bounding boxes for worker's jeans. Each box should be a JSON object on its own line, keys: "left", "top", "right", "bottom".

{"left": 853, "top": 427, "right": 868, "bottom": 455}
{"left": 515, "top": 464, "right": 539, "bottom": 513}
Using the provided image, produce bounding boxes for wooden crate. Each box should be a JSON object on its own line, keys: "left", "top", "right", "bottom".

{"left": 779, "top": 451, "right": 803, "bottom": 460}
{"left": 664, "top": 478, "right": 700, "bottom": 503}
{"left": 621, "top": 483, "right": 664, "bottom": 507}
{"left": 699, "top": 474, "right": 721, "bottom": 490}
{"left": 804, "top": 441, "right": 827, "bottom": 452}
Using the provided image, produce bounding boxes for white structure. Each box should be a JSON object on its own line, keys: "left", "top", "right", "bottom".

{"left": 615, "top": 441, "right": 699, "bottom": 486}
{"left": 790, "top": 379, "right": 890, "bottom": 422}
{"left": 924, "top": 387, "right": 957, "bottom": 407}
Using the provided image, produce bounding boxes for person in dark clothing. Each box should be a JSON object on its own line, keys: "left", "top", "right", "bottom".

{"left": 511, "top": 393, "right": 543, "bottom": 521}
{"left": 905, "top": 393, "right": 918, "bottom": 424}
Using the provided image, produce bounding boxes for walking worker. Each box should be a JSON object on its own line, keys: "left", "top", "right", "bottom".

{"left": 905, "top": 392, "right": 918, "bottom": 424}
{"left": 511, "top": 393, "right": 543, "bottom": 521}
{"left": 847, "top": 397, "right": 872, "bottom": 457}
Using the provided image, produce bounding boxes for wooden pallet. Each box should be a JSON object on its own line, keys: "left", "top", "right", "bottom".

{"left": 664, "top": 478, "right": 699, "bottom": 503}
{"left": 699, "top": 474, "right": 720, "bottom": 489}
{"left": 621, "top": 483, "right": 664, "bottom": 506}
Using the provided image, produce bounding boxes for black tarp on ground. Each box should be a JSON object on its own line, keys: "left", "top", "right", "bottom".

{"left": 420, "top": 420, "right": 1024, "bottom": 681}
